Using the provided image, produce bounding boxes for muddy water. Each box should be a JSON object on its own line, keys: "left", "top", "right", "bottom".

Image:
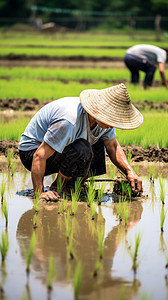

{"left": 0, "top": 169, "right": 168, "bottom": 300}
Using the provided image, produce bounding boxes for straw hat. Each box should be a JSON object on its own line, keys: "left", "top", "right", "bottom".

{"left": 80, "top": 83, "right": 143, "bottom": 130}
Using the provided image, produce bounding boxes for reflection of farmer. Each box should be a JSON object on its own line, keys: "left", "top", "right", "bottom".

{"left": 124, "top": 44, "right": 168, "bottom": 89}
{"left": 18, "top": 83, "right": 143, "bottom": 201}
{"left": 16, "top": 200, "right": 143, "bottom": 297}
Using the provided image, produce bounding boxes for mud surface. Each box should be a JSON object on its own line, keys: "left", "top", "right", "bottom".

{"left": 0, "top": 139, "right": 167, "bottom": 164}
{"left": 0, "top": 97, "right": 168, "bottom": 111}
{"left": 0, "top": 59, "right": 126, "bottom": 68}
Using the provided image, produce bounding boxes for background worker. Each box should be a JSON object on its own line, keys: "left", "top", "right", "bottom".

{"left": 19, "top": 83, "right": 143, "bottom": 201}
{"left": 124, "top": 44, "right": 168, "bottom": 89}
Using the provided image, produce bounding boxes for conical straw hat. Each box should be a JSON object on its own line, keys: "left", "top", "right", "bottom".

{"left": 80, "top": 83, "right": 143, "bottom": 130}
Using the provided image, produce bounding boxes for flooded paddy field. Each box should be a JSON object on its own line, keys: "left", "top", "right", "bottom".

{"left": 0, "top": 164, "right": 168, "bottom": 300}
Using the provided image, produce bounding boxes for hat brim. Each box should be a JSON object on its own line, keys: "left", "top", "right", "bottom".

{"left": 80, "top": 87, "right": 143, "bottom": 130}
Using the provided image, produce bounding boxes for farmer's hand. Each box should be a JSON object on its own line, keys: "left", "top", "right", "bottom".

{"left": 39, "top": 190, "right": 60, "bottom": 201}
{"left": 127, "top": 169, "right": 143, "bottom": 193}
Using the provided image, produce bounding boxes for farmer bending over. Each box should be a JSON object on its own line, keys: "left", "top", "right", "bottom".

{"left": 124, "top": 44, "right": 168, "bottom": 89}
{"left": 19, "top": 83, "right": 143, "bottom": 201}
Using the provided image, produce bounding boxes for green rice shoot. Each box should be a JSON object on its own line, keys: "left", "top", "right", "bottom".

{"left": 47, "top": 254, "right": 55, "bottom": 291}
{"left": 23, "top": 231, "right": 36, "bottom": 273}
{"left": 0, "top": 230, "right": 9, "bottom": 262}
{"left": 73, "top": 261, "right": 82, "bottom": 300}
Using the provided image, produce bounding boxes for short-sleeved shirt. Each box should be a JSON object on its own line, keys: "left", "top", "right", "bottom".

{"left": 19, "top": 97, "right": 116, "bottom": 153}
{"left": 126, "top": 44, "right": 167, "bottom": 65}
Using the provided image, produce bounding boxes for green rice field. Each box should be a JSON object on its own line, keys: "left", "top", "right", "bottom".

{"left": 0, "top": 78, "right": 167, "bottom": 102}
{"left": 0, "top": 30, "right": 168, "bottom": 48}
{"left": 0, "top": 112, "right": 167, "bottom": 148}
{"left": 0, "top": 67, "right": 168, "bottom": 81}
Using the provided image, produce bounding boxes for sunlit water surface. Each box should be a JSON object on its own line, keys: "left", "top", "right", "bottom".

{"left": 0, "top": 169, "right": 168, "bottom": 300}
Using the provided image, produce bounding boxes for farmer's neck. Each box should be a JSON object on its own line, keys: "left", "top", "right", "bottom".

{"left": 88, "top": 114, "right": 97, "bottom": 129}
{"left": 88, "top": 114, "right": 112, "bottom": 129}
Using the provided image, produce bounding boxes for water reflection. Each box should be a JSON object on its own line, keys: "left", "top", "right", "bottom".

{"left": 16, "top": 197, "right": 143, "bottom": 299}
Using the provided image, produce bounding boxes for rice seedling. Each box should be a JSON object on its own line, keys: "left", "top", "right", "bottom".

{"left": 159, "top": 175, "right": 165, "bottom": 205}
{"left": 74, "top": 177, "right": 83, "bottom": 200}
{"left": 149, "top": 182, "right": 156, "bottom": 204}
{"left": 97, "top": 226, "right": 105, "bottom": 260}
{"left": 10, "top": 161, "right": 17, "bottom": 177}
{"left": 2, "top": 197, "right": 8, "bottom": 229}
{"left": 149, "top": 165, "right": 157, "bottom": 183}
{"left": 68, "top": 230, "right": 74, "bottom": 260}
{"left": 91, "top": 201, "right": 96, "bottom": 220}
{"left": 86, "top": 182, "right": 96, "bottom": 207}
{"left": 33, "top": 191, "right": 40, "bottom": 213}
{"left": 58, "top": 200, "right": 64, "bottom": 214}
{"left": 93, "top": 260, "right": 101, "bottom": 277}
{"left": 33, "top": 213, "right": 38, "bottom": 229}
{"left": 118, "top": 285, "right": 125, "bottom": 300}
{"left": 56, "top": 175, "right": 64, "bottom": 195}
{"left": 65, "top": 210, "right": 71, "bottom": 240}
{"left": 123, "top": 202, "right": 130, "bottom": 228}
{"left": 71, "top": 191, "right": 79, "bottom": 216}
{"left": 121, "top": 181, "right": 132, "bottom": 200}
{"left": 0, "top": 179, "right": 6, "bottom": 204}
{"left": 116, "top": 197, "right": 125, "bottom": 222}
{"left": 97, "top": 183, "right": 105, "bottom": 205}
{"left": 62, "top": 193, "right": 69, "bottom": 211}
{"left": 23, "top": 231, "right": 36, "bottom": 274}
{"left": 73, "top": 261, "right": 82, "bottom": 300}
{"left": 140, "top": 291, "right": 153, "bottom": 300}
{"left": 160, "top": 206, "right": 168, "bottom": 233}
{"left": 47, "top": 254, "right": 55, "bottom": 292}
{"left": 0, "top": 230, "right": 9, "bottom": 262}
{"left": 126, "top": 150, "right": 132, "bottom": 165}
{"left": 127, "top": 232, "right": 142, "bottom": 275}
{"left": 6, "top": 150, "right": 14, "bottom": 170}
{"left": 133, "top": 165, "right": 139, "bottom": 175}
{"left": 159, "top": 232, "right": 166, "bottom": 252}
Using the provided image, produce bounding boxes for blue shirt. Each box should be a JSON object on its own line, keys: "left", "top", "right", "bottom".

{"left": 19, "top": 97, "right": 116, "bottom": 153}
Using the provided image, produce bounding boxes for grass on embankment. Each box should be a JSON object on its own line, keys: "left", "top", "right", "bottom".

{"left": 0, "top": 112, "right": 167, "bottom": 148}
{"left": 0, "top": 29, "right": 168, "bottom": 48}
{"left": 0, "top": 67, "right": 167, "bottom": 82}
{"left": 0, "top": 78, "right": 167, "bottom": 102}
{"left": 0, "top": 47, "right": 126, "bottom": 57}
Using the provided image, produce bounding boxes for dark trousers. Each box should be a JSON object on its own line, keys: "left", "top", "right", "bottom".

{"left": 19, "top": 138, "right": 106, "bottom": 179}
{"left": 124, "top": 53, "right": 156, "bottom": 86}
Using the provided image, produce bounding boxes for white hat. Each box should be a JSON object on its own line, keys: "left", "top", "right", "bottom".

{"left": 80, "top": 83, "right": 143, "bottom": 130}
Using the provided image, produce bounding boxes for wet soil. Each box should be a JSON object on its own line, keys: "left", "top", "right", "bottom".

{"left": 0, "top": 97, "right": 168, "bottom": 112}
{"left": 0, "top": 54, "right": 123, "bottom": 62}
{"left": 0, "top": 139, "right": 167, "bottom": 167}
{"left": 0, "top": 58, "right": 125, "bottom": 69}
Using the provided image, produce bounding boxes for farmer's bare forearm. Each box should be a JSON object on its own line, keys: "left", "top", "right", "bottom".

{"left": 104, "top": 138, "right": 142, "bottom": 192}
{"left": 104, "top": 138, "right": 132, "bottom": 176}
{"left": 31, "top": 153, "right": 46, "bottom": 193}
{"left": 159, "top": 63, "right": 168, "bottom": 87}
{"left": 31, "top": 141, "right": 55, "bottom": 194}
{"left": 160, "top": 71, "right": 168, "bottom": 87}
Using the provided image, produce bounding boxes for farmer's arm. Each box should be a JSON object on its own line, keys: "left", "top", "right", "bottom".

{"left": 104, "top": 138, "right": 142, "bottom": 192}
{"left": 31, "top": 141, "right": 59, "bottom": 200}
{"left": 158, "top": 62, "right": 168, "bottom": 88}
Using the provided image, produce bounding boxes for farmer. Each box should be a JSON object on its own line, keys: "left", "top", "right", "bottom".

{"left": 124, "top": 44, "right": 168, "bottom": 89}
{"left": 19, "top": 83, "right": 143, "bottom": 201}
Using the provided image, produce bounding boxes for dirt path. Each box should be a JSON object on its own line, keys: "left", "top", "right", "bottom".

{"left": 0, "top": 58, "right": 125, "bottom": 68}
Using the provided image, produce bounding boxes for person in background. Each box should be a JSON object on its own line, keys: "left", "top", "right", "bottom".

{"left": 124, "top": 44, "right": 168, "bottom": 89}
{"left": 18, "top": 83, "right": 143, "bottom": 201}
